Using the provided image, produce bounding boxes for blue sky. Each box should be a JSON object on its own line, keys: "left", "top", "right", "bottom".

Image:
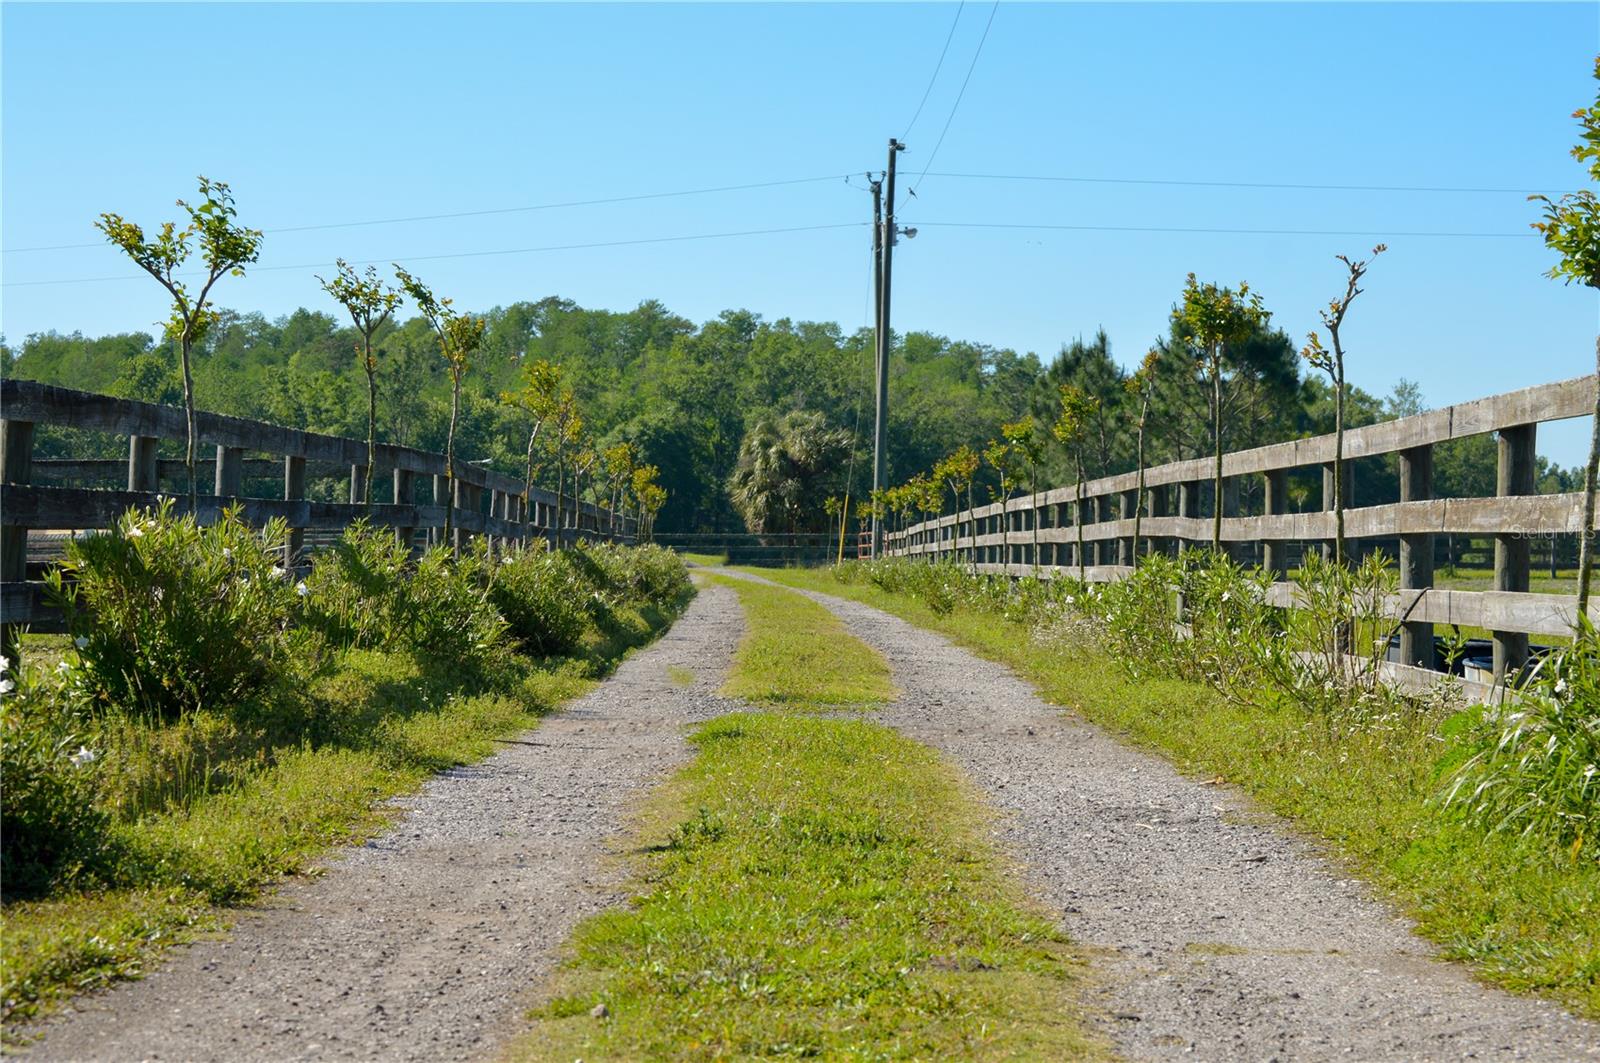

{"left": 3, "top": 2, "right": 1596, "bottom": 463}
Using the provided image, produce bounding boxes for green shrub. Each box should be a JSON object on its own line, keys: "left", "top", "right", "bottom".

{"left": 46, "top": 502, "right": 296, "bottom": 720}
{"left": 1443, "top": 629, "right": 1600, "bottom": 862}
{"left": 1, "top": 660, "right": 108, "bottom": 899}
{"left": 403, "top": 545, "right": 508, "bottom": 669}
{"left": 486, "top": 548, "right": 589, "bottom": 656}
{"left": 300, "top": 521, "right": 413, "bottom": 650}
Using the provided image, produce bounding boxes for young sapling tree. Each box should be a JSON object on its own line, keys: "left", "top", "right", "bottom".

{"left": 318, "top": 260, "right": 402, "bottom": 510}
{"left": 1001, "top": 419, "right": 1046, "bottom": 572}
{"left": 1177, "top": 275, "right": 1269, "bottom": 551}
{"left": 393, "top": 267, "right": 485, "bottom": 550}
{"left": 97, "top": 177, "right": 263, "bottom": 507}
{"left": 1125, "top": 350, "right": 1161, "bottom": 564}
{"left": 1054, "top": 384, "right": 1100, "bottom": 583}
{"left": 1302, "top": 245, "right": 1385, "bottom": 567}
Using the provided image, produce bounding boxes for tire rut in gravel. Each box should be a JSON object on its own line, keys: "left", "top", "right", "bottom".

{"left": 23, "top": 581, "right": 746, "bottom": 1063}
{"left": 716, "top": 570, "right": 1600, "bottom": 1062}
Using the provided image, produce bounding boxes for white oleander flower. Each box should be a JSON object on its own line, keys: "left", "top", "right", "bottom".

{"left": 69, "top": 746, "right": 97, "bottom": 767}
{"left": 295, "top": 581, "right": 310, "bottom": 597}
{"left": 0, "top": 678, "right": 14, "bottom": 695}
{"left": 74, "top": 636, "right": 89, "bottom": 650}
{"left": 271, "top": 565, "right": 287, "bottom": 580}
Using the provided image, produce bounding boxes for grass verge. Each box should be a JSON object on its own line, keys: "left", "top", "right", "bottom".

{"left": 511, "top": 711, "right": 1105, "bottom": 1061}
{"left": 751, "top": 566, "right": 1600, "bottom": 1019}
{"left": 2, "top": 597, "right": 686, "bottom": 1032}
{"left": 706, "top": 572, "right": 894, "bottom": 708}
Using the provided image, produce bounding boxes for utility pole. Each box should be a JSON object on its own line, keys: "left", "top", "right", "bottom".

{"left": 872, "top": 138, "right": 905, "bottom": 558}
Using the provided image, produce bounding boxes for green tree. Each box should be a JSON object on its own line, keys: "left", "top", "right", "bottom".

{"left": 1302, "top": 246, "right": 1385, "bottom": 566}
{"left": 97, "top": 176, "right": 263, "bottom": 505}
{"left": 935, "top": 444, "right": 980, "bottom": 572}
{"left": 318, "top": 260, "right": 402, "bottom": 510}
{"left": 500, "top": 358, "right": 565, "bottom": 532}
{"left": 984, "top": 438, "right": 1020, "bottom": 566}
{"left": 1177, "top": 274, "right": 1270, "bottom": 550}
{"left": 1125, "top": 350, "right": 1161, "bottom": 563}
{"left": 394, "top": 267, "right": 485, "bottom": 548}
{"left": 1530, "top": 56, "right": 1600, "bottom": 626}
{"left": 727, "top": 410, "right": 851, "bottom": 534}
{"left": 1053, "top": 384, "right": 1100, "bottom": 582}
{"left": 1001, "top": 419, "right": 1045, "bottom": 571}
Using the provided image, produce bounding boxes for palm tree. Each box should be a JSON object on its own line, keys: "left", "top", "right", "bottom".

{"left": 728, "top": 410, "right": 852, "bottom": 534}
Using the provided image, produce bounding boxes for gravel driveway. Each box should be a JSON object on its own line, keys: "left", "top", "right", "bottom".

{"left": 24, "top": 581, "right": 744, "bottom": 1063}
{"left": 719, "top": 570, "right": 1600, "bottom": 1062}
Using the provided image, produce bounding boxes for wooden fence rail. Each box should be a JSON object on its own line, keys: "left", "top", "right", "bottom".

{"left": 884, "top": 373, "right": 1599, "bottom": 682}
{"left": 0, "top": 379, "right": 636, "bottom": 633}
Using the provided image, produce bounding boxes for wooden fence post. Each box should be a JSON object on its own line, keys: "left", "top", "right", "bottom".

{"left": 129, "top": 435, "right": 159, "bottom": 493}
{"left": 2, "top": 420, "right": 35, "bottom": 664}
{"left": 1399, "top": 445, "right": 1436, "bottom": 670}
{"left": 1118, "top": 488, "right": 1138, "bottom": 566}
{"left": 1263, "top": 469, "right": 1288, "bottom": 579}
{"left": 394, "top": 468, "right": 416, "bottom": 555}
{"left": 1494, "top": 425, "right": 1536, "bottom": 679}
{"left": 350, "top": 464, "right": 367, "bottom": 506}
{"left": 1177, "top": 481, "right": 1199, "bottom": 553}
{"left": 1146, "top": 484, "right": 1169, "bottom": 557}
{"left": 284, "top": 455, "right": 306, "bottom": 565}
{"left": 215, "top": 445, "right": 244, "bottom": 501}
{"left": 432, "top": 474, "right": 447, "bottom": 547}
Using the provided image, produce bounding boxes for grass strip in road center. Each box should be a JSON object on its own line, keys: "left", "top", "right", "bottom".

{"left": 511, "top": 711, "right": 1104, "bottom": 1060}
{"left": 706, "top": 572, "right": 895, "bottom": 709}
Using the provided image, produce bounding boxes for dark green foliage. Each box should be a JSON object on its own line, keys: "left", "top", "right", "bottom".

{"left": 486, "top": 550, "right": 590, "bottom": 656}
{"left": 47, "top": 502, "right": 297, "bottom": 721}
{"left": 0, "top": 667, "right": 108, "bottom": 900}
{"left": 300, "top": 521, "right": 415, "bottom": 650}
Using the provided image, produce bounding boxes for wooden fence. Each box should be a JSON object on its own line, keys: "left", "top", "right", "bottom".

{"left": 0, "top": 379, "right": 635, "bottom": 633}
{"left": 884, "top": 373, "right": 1599, "bottom": 684}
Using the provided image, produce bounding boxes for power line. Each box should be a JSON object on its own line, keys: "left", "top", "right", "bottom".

{"left": 1, "top": 175, "right": 854, "bottom": 254}
{"left": 1, "top": 222, "right": 868, "bottom": 288}
{"left": 912, "top": 170, "right": 1575, "bottom": 196}
{"left": 911, "top": 0, "right": 1000, "bottom": 195}
{"left": 901, "top": 1, "right": 965, "bottom": 141}
{"left": 908, "top": 220, "right": 1537, "bottom": 238}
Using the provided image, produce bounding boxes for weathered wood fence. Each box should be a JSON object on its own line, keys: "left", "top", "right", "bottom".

{"left": 885, "top": 373, "right": 1599, "bottom": 684}
{"left": 0, "top": 379, "right": 634, "bottom": 633}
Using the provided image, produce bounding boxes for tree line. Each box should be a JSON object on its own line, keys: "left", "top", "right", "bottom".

{"left": 0, "top": 181, "right": 1588, "bottom": 543}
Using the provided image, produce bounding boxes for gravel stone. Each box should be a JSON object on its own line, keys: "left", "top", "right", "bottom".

{"left": 723, "top": 571, "right": 1600, "bottom": 1062}
{"left": 24, "top": 582, "right": 745, "bottom": 1062}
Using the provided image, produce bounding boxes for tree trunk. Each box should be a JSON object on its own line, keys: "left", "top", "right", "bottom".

{"left": 1334, "top": 363, "right": 1346, "bottom": 567}
{"left": 1030, "top": 462, "right": 1040, "bottom": 574}
{"left": 1576, "top": 336, "right": 1600, "bottom": 630}
{"left": 180, "top": 333, "right": 197, "bottom": 508}
{"left": 364, "top": 344, "right": 377, "bottom": 511}
{"left": 1132, "top": 409, "right": 1146, "bottom": 564}
{"left": 443, "top": 372, "right": 460, "bottom": 550}
{"left": 1211, "top": 355, "right": 1223, "bottom": 552}
{"left": 1075, "top": 455, "right": 1086, "bottom": 583}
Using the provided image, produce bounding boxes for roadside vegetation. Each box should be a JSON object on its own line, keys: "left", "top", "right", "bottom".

{"left": 0, "top": 508, "right": 690, "bottom": 1028}
{"left": 757, "top": 558, "right": 1600, "bottom": 1018}
{"left": 513, "top": 575, "right": 1104, "bottom": 1060}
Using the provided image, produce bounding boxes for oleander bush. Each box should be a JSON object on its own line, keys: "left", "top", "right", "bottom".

{"left": 486, "top": 548, "right": 590, "bottom": 656}
{"left": 0, "top": 660, "right": 108, "bottom": 900}
{"left": 299, "top": 521, "right": 415, "bottom": 650}
{"left": 45, "top": 501, "right": 298, "bottom": 721}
